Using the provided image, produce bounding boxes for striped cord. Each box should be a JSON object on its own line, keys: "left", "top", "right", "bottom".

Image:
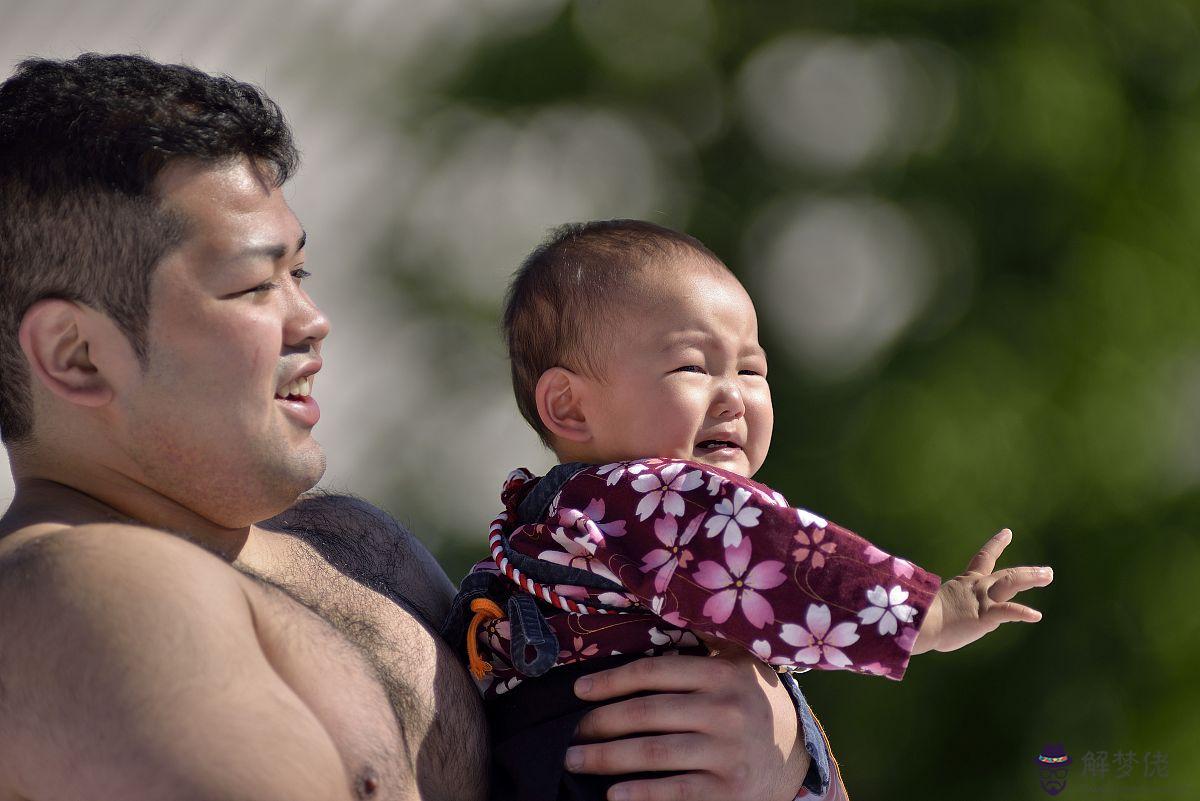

{"left": 488, "top": 510, "right": 616, "bottom": 616}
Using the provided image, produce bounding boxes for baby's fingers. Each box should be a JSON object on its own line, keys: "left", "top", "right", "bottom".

{"left": 966, "top": 528, "right": 1013, "bottom": 574}
{"left": 987, "top": 565, "right": 1054, "bottom": 603}
{"left": 983, "top": 600, "right": 1043, "bottom": 627}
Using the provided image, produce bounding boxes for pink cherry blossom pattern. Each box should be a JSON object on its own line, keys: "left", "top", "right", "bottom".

{"left": 559, "top": 501, "right": 628, "bottom": 537}
{"left": 481, "top": 618, "right": 512, "bottom": 659}
{"left": 864, "top": 544, "right": 914, "bottom": 578}
{"left": 856, "top": 584, "right": 918, "bottom": 636}
{"left": 780, "top": 604, "right": 860, "bottom": 668}
{"left": 693, "top": 538, "right": 786, "bottom": 628}
{"left": 753, "top": 486, "right": 789, "bottom": 507}
{"left": 597, "top": 460, "right": 649, "bottom": 487}
{"left": 649, "top": 626, "right": 700, "bottom": 648}
{"left": 630, "top": 462, "right": 704, "bottom": 520}
{"left": 649, "top": 595, "right": 688, "bottom": 627}
{"left": 751, "top": 638, "right": 795, "bottom": 667}
{"left": 856, "top": 661, "right": 891, "bottom": 677}
{"left": 547, "top": 489, "right": 564, "bottom": 517}
{"left": 641, "top": 512, "right": 703, "bottom": 593}
{"left": 703, "top": 487, "right": 762, "bottom": 548}
{"left": 795, "top": 507, "right": 828, "bottom": 529}
{"left": 493, "top": 675, "right": 524, "bottom": 695}
{"left": 540, "top": 527, "right": 623, "bottom": 586}
{"left": 559, "top": 636, "right": 601, "bottom": 664}
{"left": 792, "top": 527, "right": 836, "bottom": 568}
{"left": 864, "top": 544, "right": 889, "bottom": 564}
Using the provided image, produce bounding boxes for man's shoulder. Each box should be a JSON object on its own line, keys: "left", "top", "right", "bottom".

{"left": 0, "top": 520, "right": 231, "bottom": 573}
{"left": 0, "top": 522, "right": 247, "bottom": 631}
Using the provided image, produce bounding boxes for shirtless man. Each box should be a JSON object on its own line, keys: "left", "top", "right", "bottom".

{"left": 0, "top": 54, "right": 815, "bottom": 801}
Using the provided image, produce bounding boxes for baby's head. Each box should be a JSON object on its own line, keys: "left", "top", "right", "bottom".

{"left": 504, "top": 220, "right": 772, "bottom": 478}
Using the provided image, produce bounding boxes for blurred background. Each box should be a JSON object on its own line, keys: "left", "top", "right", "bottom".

{"left": 2, "top": 0, "right": 1197, "bottom": 797}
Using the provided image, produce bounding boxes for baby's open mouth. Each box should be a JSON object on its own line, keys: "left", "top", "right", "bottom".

{"left": 696, "top": 440, "right": 740, "bottom": 451}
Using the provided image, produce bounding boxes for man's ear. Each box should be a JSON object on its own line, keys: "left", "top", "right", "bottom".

{"left": 535, "top": 367, "right": 592, "bottom": 444}
{"left": 18, "top": 299, "right": 117, "bottom": 408}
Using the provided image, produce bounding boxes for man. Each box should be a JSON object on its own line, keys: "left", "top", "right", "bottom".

{"left": 0, "top": 54, "right": 817, "bottom": 801}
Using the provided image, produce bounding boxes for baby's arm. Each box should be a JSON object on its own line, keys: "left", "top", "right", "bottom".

{"left": 911, "top": 528, "right": 1053, "bottom": 655}
{"left": 544, "top": 459, "right": 941, "bottom": 680}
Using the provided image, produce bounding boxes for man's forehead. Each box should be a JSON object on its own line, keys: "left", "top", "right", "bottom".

{"left": 155, "top": 157, "right": 273, "bottom": 204}
{"left": 155, "top": 158, "right": 301, "bottom": 248}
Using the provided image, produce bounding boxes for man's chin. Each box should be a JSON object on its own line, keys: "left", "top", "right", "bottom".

{"left": 290, "top": 445, "right": 327, "bottom": 491}
{"left": 257, "top": 443, "right": 327, "bottom": 510}
{"left": 251, "top": 463, "right": 327, "bottom": 525}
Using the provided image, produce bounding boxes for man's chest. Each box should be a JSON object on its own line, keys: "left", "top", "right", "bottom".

{"left": 238, "top": 532, "right": 487, "bottom": 801}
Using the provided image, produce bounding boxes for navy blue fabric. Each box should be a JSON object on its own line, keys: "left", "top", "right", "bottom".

{"left": 506, "top": 592, "right": 559, "bottom": 677}
{"left": 781, "top": 670, "right": 831, "bottom": 796}
{"left": 516, "top": 462, "right": 590, "bottom": 522}
{"left": 486, "top": 654, "right": 678, "bottom": 801}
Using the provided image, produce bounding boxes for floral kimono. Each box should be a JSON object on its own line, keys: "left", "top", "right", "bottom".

{"left": 446, "top": 458, "right": 941, "bottom": 801}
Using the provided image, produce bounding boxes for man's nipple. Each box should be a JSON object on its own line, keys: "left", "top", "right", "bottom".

{"left": 355, "top": 767, "right": 380, "bottom": 798}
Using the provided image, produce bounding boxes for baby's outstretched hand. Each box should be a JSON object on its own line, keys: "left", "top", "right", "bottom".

{"left": 912, "top": 529, "right": 1053, "bottom": 655}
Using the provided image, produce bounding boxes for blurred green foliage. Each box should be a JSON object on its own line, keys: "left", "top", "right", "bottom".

{"left": 376, "top": 1, "right": 1200, "bottom": 797}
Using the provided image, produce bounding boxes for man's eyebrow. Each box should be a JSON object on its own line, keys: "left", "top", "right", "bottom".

{"left": 230, "top": 229, "right": 307, "bottom": 263}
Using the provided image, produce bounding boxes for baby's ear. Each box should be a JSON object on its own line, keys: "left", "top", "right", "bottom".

{"left": 535, "top": 367, "right": 591, "bottom": 444}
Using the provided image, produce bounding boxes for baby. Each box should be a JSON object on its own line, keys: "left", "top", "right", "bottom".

{"left": 444, "top": 219, "right": 1053, "bottom": 801}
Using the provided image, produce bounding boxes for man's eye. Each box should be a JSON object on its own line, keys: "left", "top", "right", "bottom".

{"left": 243, "top": 268, "right": 309, "bottom": 295}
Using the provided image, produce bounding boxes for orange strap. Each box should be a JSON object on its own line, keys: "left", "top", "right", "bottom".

{"left": 466, "top": 598, "right": 505, "bottom": 680}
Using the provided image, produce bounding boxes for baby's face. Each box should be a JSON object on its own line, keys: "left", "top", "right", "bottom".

{"left": 581, "top": 260, "right": 772, "bottom": 478}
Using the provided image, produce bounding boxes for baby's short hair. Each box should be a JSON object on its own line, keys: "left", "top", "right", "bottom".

{"left": 504, "top": 219, "right": 722, "bottom": 448}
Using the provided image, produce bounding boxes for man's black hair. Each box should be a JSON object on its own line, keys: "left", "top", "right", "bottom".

{"left": 0, "top": 53, "right": 299, "bottom": 443}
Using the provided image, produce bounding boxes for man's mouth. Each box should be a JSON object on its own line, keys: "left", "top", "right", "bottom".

{"left": 275, "top": 375, "right": 314, "bottom": 400}
{"left": 274, "top": 372, "right": 320, "bottom": 427}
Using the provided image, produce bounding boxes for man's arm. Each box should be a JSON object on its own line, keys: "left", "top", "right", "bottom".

{"left": 0, "top": 525, "right": 355, "bottom": 801}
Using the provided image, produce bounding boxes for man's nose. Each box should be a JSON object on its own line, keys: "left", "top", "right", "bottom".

{"left": 285, "top": 289, "right": 331, "bottom": 348}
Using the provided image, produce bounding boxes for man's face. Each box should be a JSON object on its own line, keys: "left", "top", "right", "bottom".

{"left": 581, "top": 259, "right": 773, "bottom": 478}
{"left": 116, "top": 158, "right": 330, "bottom": 527}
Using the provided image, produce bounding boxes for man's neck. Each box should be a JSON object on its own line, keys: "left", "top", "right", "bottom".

{"left": 0, "top": 474, "right": 252, "bottom": 560}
